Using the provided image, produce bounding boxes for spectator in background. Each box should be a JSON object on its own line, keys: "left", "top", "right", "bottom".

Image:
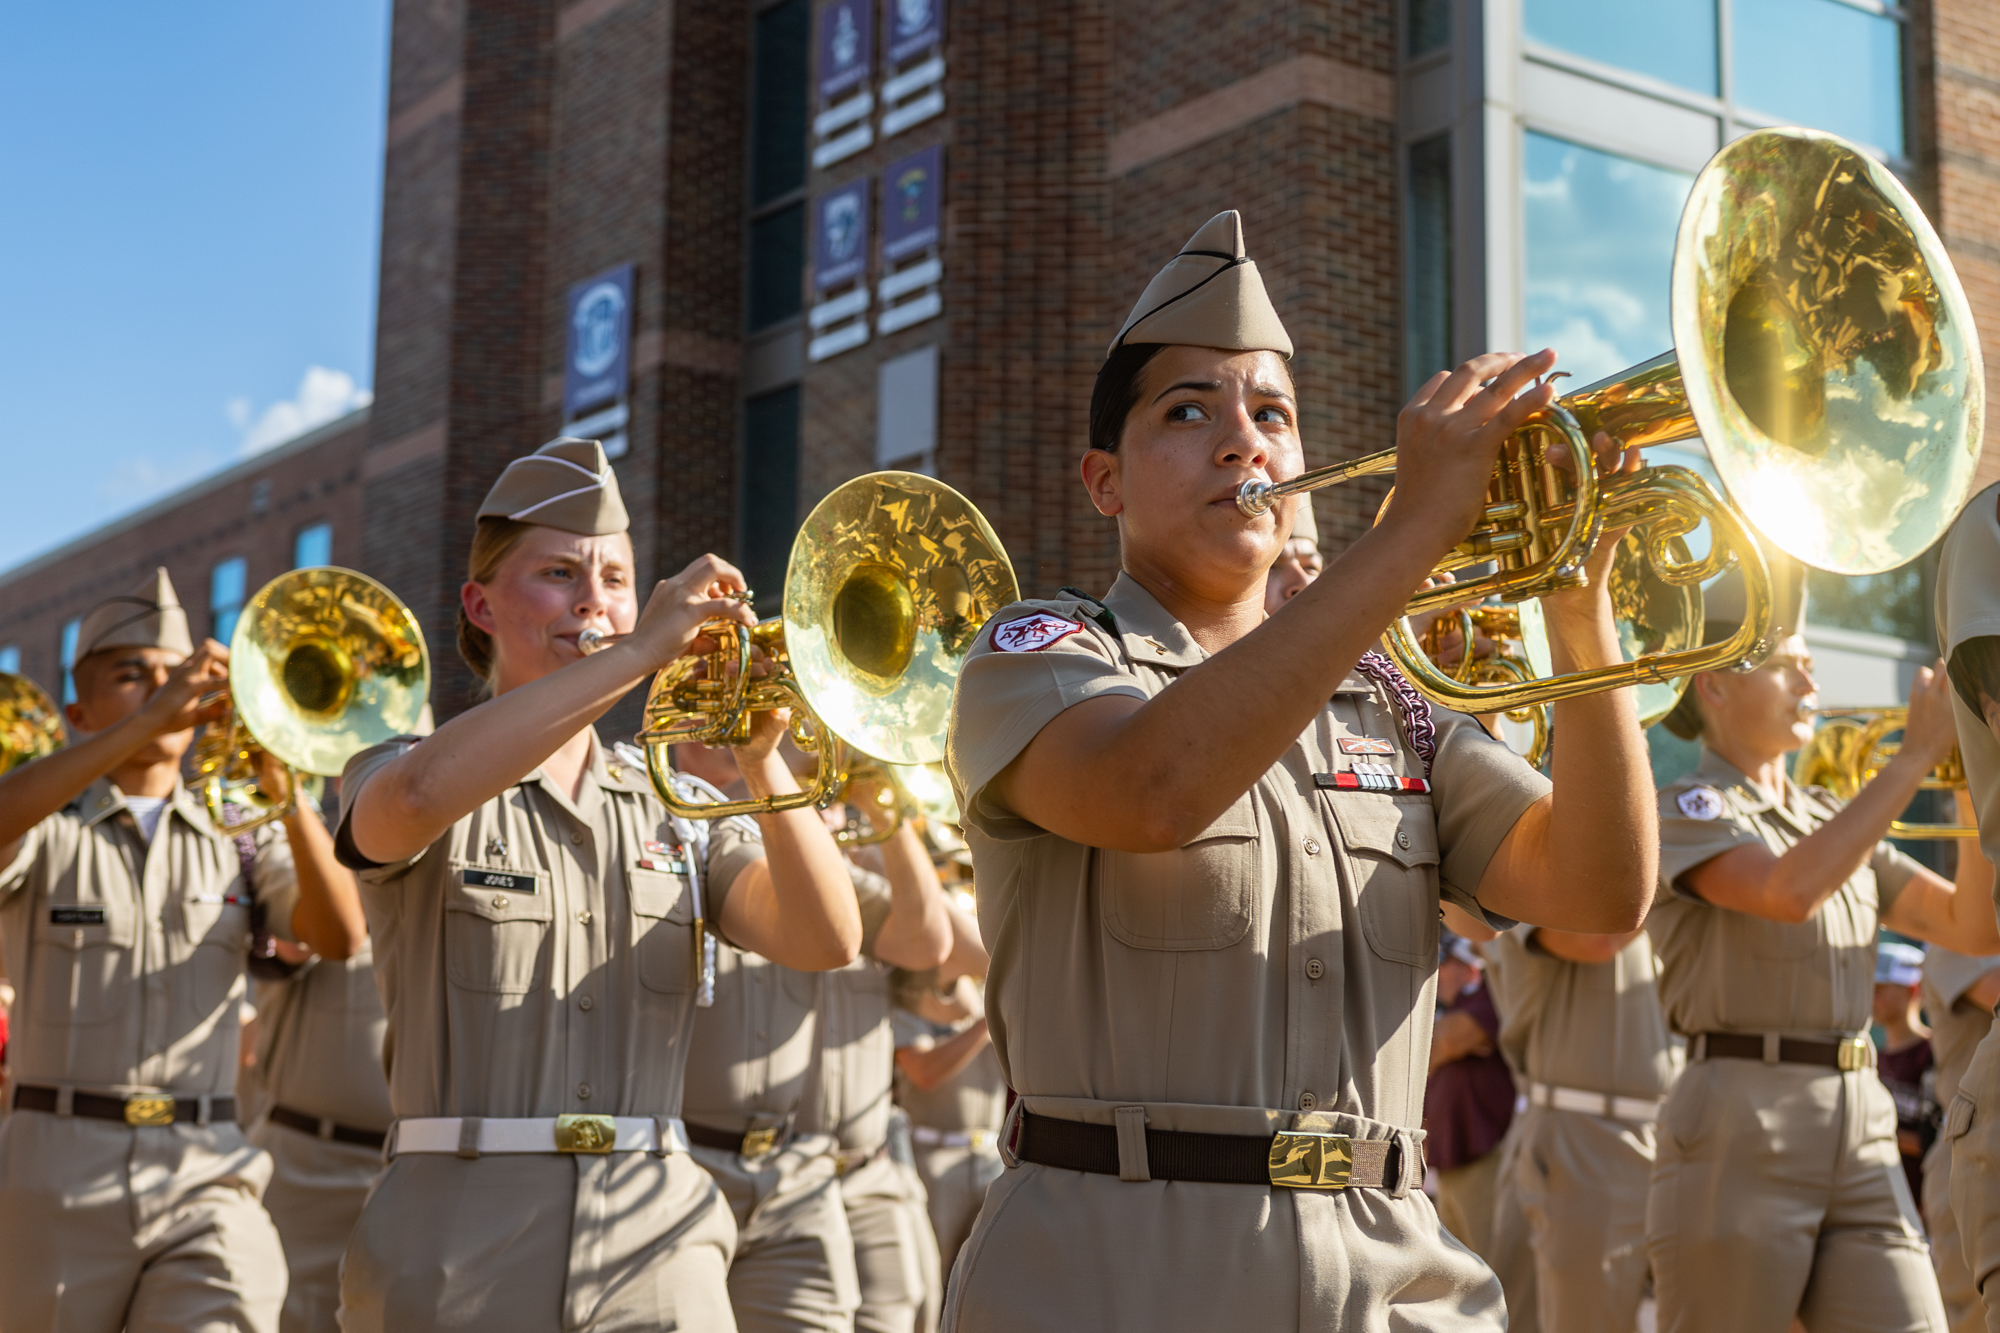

{"left": 1427, "top": 932, "right": 1517, "bottom": 1264}
{"left": 1875, "top": 940, "right": 1938, "bottom": 1213}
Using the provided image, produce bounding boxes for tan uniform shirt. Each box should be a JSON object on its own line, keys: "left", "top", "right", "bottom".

{"left": 801, "top": 868, "right": 897, "bottom": 1152}
{"left": 0, "top": 776, "right": 297, "bottom": 1097}
{"left": 338, "top": 734, "right": 763, "bottom": 1120}
{"left": 254, "top": 942, "right": 393, "bottom": 1131}
{"left": 891, "top": 1007, "right": 1006, "bottom": 1134}
{"left": 1936, "top": 481, "right": 2000, "bottom": 878}
{"left": 947, "top": 573, "right": 1549, "bottom": 1131}
{"left": 1925, "top": 947, "right": 2000, "bottom": 1108}
{"left": 1490, "top": 926, "right": 1679, "bottom": 1099}
{"left": 1649, "top": 748, "right": 1922, "bottom": 1038}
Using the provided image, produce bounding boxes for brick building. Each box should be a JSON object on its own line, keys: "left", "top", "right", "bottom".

{"left": 7, "top": 0, "right": 2000, "bottom": 740}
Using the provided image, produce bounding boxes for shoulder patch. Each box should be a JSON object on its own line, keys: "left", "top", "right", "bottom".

{"left": 991, "top": 613, "right": 1084, "bottom": 653}
{"left": 1675, "top": 786, "right": 1726, "bottom": 821}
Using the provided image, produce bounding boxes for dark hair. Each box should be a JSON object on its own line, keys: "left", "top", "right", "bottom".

{"left": 1087, "top": 342, "right": 1169, "bottom": 454}
{"left": 1949, "top": 636, "right": 2000, "bottom": 718}
{"left": 1658, "top": 618, "right": 1758, "bottom": 740}
{"left": 456, "top": 517, "right": 537, "bottom": 686}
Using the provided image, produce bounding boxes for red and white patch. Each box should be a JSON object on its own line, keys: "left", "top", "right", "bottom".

{"left": 1338, "top": 737, "right": 1396, "bottom": 756}
{"left": 991, "top": 613, "right": 1084, "bottom": 653}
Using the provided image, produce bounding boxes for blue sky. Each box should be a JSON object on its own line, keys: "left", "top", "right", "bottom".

{"left": 0, "top": 4, "right": 390, "bottom": 572}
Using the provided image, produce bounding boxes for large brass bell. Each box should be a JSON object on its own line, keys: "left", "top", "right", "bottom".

{"left": 0, "top": 672, "right": 65, "bottom": 775}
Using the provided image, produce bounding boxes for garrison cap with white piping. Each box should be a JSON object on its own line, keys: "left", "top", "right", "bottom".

{"left": 1108, "top": 210, "right": 1294, "bottom": 359}
{"left": 76, "top": 567, "right": 194, "bottom": 660}
{"left": 1289, "top": 495, "right": 1319, "bottom": 545}
{"left": 476, "top": 438, "right": 629, "bottom": 536}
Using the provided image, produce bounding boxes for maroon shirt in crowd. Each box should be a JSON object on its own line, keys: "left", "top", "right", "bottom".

{"left": 1878, "top": 1037, "right": 1937, "bottom": 1209}
{"left": 1423, "top": 978, "right": 1515, "bottom": 1170}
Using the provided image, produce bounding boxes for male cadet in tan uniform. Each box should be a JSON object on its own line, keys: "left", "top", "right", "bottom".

{"left": 1924, "top": 937, "right": 2000, "bottom": 1332}
{"left": 0, "top": 568, "right": 361, "bottom": 1332}
{"left": 1487, "top": 921, "right": 1679, "bottom": 1332}
{"left": 892, "top": 969, "right": 1006, "bottom": 1283}
{"left": 1931, "top": 481, "right": 2000, "bottom": 1331}
{"left": 1647, "top": 599, "right": 2000, "bottom": 1331}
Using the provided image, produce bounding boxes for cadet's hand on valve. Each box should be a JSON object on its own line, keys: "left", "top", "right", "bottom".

{"left": 139, "top": 641, "right": 231, "bottom": 737}
{"left": 629, "top": 555, "right": 755, "bottom": 670}
{"left": 1539, "top": 433, "right": 1643, "bottom": 638}
{"left": 1899, "top": 664, "right": 1959, "bottom": 771}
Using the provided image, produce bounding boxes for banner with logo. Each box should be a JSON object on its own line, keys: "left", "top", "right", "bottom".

{"left": 817, "top": 0, "right": 872, "bottom": 102}
{"left": 880, "top": 145, "right": 942, "bottom": 262}
{"left": 564, "top": 263, "right": 633, "bottom": 419}
{"left": 883, "top": 0, "right": 944, "bottom": 65}
{"left": 814, "top": 181, "right": 871, "bottom": 290}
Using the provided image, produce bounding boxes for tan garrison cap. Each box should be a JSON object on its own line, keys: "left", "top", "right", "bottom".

{"left": 1289, "top": 495, "right": 1319, "bottom": 545}
{"left": 77, "top": 567, "right": 194, "bottom": 660}
{"left": 475, "top": 437, "right": 629, "bottom": 535}
{"left": 1109, "top": 210, "right": 1293, "bottom": 358}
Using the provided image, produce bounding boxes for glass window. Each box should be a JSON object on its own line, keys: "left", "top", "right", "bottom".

{"left": 1522, "top": 133, "right": 1694, "bottom": 389}
{"left": 294, "top": 522, "right": 333, "bottom": 570}
{"left": 751, "top": 0, "right": 810, "bottom": 206}
{"left": 741, "top": 386, "right": 802, "bottom": 609}
{"left": 1405, "top": 134, "right": 1452, "bottom": 396}
{"left": 1732, "top": 0, "right": 1904, "bottom": 156}
{"left": 59, "top": 618, "right": 80, "bottom": 704}
{"left": 748, "top": 202, "right": 806, "bottom": 331}
{"left": 1408, "top": 0, "right": 1449, "bottom": 56}
{"left": 0, "top": 645, "right": 18, "bottom": 675}
{"left": 1807, "top": 560, "right": 1932, "bottom": 643}
{"left": 211, "top": 557, "right": 248, "bottom": 646}
{"left": 1523, "top": 0, "right": 1717, "bottom": 96}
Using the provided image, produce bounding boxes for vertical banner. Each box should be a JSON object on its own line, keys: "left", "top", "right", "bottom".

{"left": 814, "top": 181, "right": 872, "bottom": 290}
{"left": 883, "top": 0, "right": 944, "bottom": 65}
{"left": 564, "top": 263, "right": 633, "bottom": 420}
{"left": 817, "top": 0, "right": 873, "bottom": 102}
{"left": 880, "top": 145, "right": 943, "bottom": 261}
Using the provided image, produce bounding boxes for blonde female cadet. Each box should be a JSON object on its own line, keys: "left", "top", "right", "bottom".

{"left": 941, "top": 212, "right": 1658, "bottom": 1331}
{"left": 332, "top": 439, "right": 865, "bottom": 1331}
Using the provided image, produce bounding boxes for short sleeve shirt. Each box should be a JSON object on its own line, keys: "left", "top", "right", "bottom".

{"left": 799, "top": 867, "right": 898, "bottom": 1152}
{"left": 945, "top": 573, "right": 1551, "bottom": 1130}
{"left": 1935, "top": 482, "right": 2000, "bottom": 880}
{"left": 336, "top": 732, "right": 763, "bottom": 1120}
{"left": 1922, "top": 946, "right": 2000, "bottom": 1106}
{"left": 892, "top": 1003, "right": 1007, "bottom": 1134}
{"left": 253, "top": 942, "right": 394, "bottom": 1132}
{"left": 1648, "top": 746, "right": 1923, "bottom": 1037}
{"left": 1488, "top": 926, "right": 1679, "bottom": 1100}
{"left": 0, "top": 777, "right": 296, "bottom": 1095}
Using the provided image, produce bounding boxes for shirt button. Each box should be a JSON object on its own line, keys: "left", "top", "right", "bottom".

{"left": 1306, "top": 958, "right": 1325, "bottom": 980}
{"left": 577, "top": 909, "right": 593, "bottom": 926}
{"left": 1298, "top": 1091, "right": 1317, "bottom": 1111}
{"left": 570, "top": 831, "right": 584, "bottom": 845}
{"left": 1396, "top": 830, "right": 1412, "bottom": 849}
{"left": 578, "top": 995, "right": 594, "bottom": 1011}
{"left": 491, "top": 895, "right": 508, "bottom": 910}
{"left": 1303, "top": 837, "right": 1322, "bottom": 856}
{"left": 577, "top": 1083, "right": 592, "bottom": 1100}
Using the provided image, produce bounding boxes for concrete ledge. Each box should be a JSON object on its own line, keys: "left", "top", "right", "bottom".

{"left": 1108, "top": 55, "right": 1395, "bottom": 177}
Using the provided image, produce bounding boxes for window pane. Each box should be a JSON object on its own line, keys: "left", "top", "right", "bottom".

{"left": 1408, "top": 0, "right": 1449, "bottom": 56}
{"left": 1524, "top": 0, "right": 1717, "bottom": 95}
{"left": 1807, "top": 560, "right": 1931, "bottom": 643}
{"left": 60, "top": 618, "right": 80, "bottom": 704}
{"left": 1523, "top": 133, "right": 1694, "bottom": 389}
{"left": 1732, "top": 0, "right": 1903, "bottom": 156}
{"left": 748, "top": 202, "right": 806, "bottom": 331}
{"left": 1405, "top": 135, "right": 1452, "bottom": 396}
{"left": 751, "top": 0, "right": 810, "bottom": 206}
{"left": 0, "top": 645, "right": 18, "bottom": 675}
{"left": 294, "top": 522, "right": 333, "bottom": 570}
{"left": 742, "top": 386, "right": 802, "bottom": 611}
{"left": 211, "top": 557, "right": 247, "bottom": 644}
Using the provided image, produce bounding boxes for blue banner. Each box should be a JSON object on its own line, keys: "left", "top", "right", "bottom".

{"left": 564, "top": 264, "right": 633, "bottom": 419}
{"left": 814, "top": 181, "right": 871, "bottom": 290}
{"left": 880, "top": 145, "right": 942, "bottom": 261}
{"left": 817, "top": 0, "right": 872, "bottom": 101}
{"left": 883, "top": 0, "right": 944, "bottom": 65}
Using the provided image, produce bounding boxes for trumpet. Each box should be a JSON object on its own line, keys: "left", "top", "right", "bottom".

{"left": 636, "top": 472, "right": 1017, "bottom": 821}
{"left": 0, "top": 671, "right": 65, "bottom": 775}
{"left": 1795, "top": 708, "right": 1973, "bottom": 839}
{"left": 192, "top": 567, "right": 431, "bottom": 832}
{"left": 1241, "top": 127, "right": 1982, "bottom": 721}
{"left": 1418, "top": 606, "right": 1552, "bottom": 767}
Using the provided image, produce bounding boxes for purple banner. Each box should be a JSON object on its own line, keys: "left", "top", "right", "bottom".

{"left": 563, "top": 263, "right": 633, "bottom": 418}
{"left": 814, "top": 181, "right": 871, "bottom": 291}
{"left": 880, "top": 145, "right": 942, "bottom": 262}
{"left": 817, "top": 0, "right": 872, "bottom": 102}
{"left": 883, "top": 0, "right": 944, "bottom": 65}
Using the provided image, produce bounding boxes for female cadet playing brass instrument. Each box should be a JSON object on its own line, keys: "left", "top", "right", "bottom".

{"left": 940, "top": 211, "right": 1657, "bottom": 1331}
{"left": 331, "top": 438, "right": 865, "bottom": 1331}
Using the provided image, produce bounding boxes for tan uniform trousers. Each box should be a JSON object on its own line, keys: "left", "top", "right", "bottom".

{"left": 1486, "top": 1116, "right": 1539, "bottom": 1333}
{"left": 245, "top": 1119, "right": 382, "bottom": 1333}
{"left": 1510, "top": 1106, "right": 1652, "bottom": 1333}
{"left": 1433, "top": 1148, "right": 1503, "bottom": 1263}
{"left": 842, "top": 1150, "right": 941, "bottom": 1333}
{"left": 1926, "top": 1133, "right": 1982, "bottom": 1333}
{"left": 1946, "top": 1031, "right": 2000, "bottom": 1332}
{"left": 695, "top": 1140, "right": 859, "bottom": 1333}
{"left": 912, "top": 1142, "right": 1002, "bottom": 1288}
{"left": 0, "top": 1111, "right": 287, "bottom": 1333}
{"left": 340, "top": 1149, "right": 736, "bottom": 1332}
{"left": 1649, "top": 1058, "right": 1945, "bottom": 1332}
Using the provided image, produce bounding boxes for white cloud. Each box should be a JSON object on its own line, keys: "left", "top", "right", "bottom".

{"left": 234, "top": 366, "right": 373, "bottom": 455}
{"left": 97, "top": 449, "right": 222, "bottom": 510}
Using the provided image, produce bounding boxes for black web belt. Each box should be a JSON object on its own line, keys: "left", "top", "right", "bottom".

{"left": 1695, "top": 1032, "right": 1873, "bottom": 1071}
{"left": 13, "top": 1085, "right": 235, "bottom": 1127}
{"left": 268, "top": 1103, "right": 388, "bottom": 1150}
{"left": 1014, "top": 1110, "right": 1412, "bottom": 1190}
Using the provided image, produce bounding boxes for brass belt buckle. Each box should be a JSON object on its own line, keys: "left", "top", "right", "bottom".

{"left": 124, "top": 1094, "right": 176, "bottom": 1127}
{"left": 1837, "top": 1036, "right": 1872, "bottom": 1072}
{"left": 1268, "top": 1130, "right": 1353, "bottom": 1189}
{"left": 555, "top": 1114, "right": 618, "bottom": 1153}
{"left": 740, "top": 1125, "right": 780, "bottom": 1160}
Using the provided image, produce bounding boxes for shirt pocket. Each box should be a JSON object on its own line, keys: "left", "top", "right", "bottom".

{"left": 178, "top": 887, "right": 252, "bottom": 1023}
{"left": 1326, "top": 794, "right": 1442, "bottom": 968}
{"left": 445, "top": 863, "right": 555, "bottom": 995}
{"left": 31, "top": 893, "right": 138, "bottom": 1026}
{"left": 1100, "top": 794, "right": 1258, "bottom": 951}
{"left": 630, "top": 866, "right": 697, "bottom": 995}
